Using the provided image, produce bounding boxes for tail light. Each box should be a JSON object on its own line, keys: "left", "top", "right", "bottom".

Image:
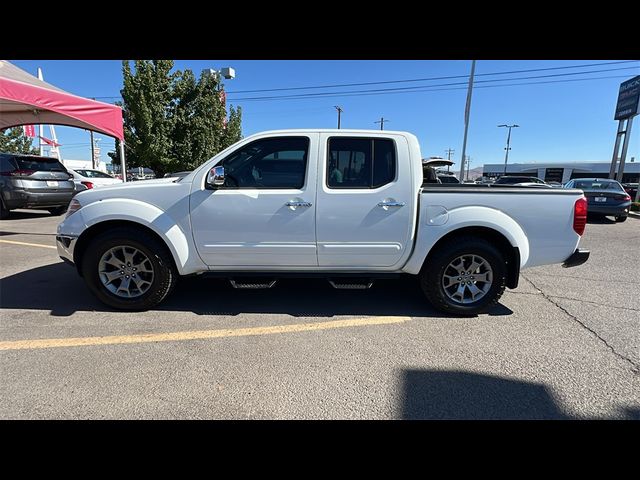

{"left": 573, "top": 197, "right": 587, "bottom": 236}
{"left": 81, "top": 181, "right": 95, "bottom": 189}
{"left": 614, "top": 194, "right": 631, "bottom": 201}
{"left": 0, "top": 169, "right": 36, "bottom": 177}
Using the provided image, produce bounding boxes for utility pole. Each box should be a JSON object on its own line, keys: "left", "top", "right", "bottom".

{"left": 375, "top": 117, "right": 389, "bottom": 130}
{"left": 498, "top": 124, "right": 520, "bottom": 175}
{"left": 90, "top": 130, "right": 95, "bottom": 169}
{"left": 459, "top": 60, "right": 476, "bottom": 181}
{"left": 445, "top": 148, "right": 455, "bottom": 172}
{"left": 334, "top": 106, "right": 343, "bottom": 129}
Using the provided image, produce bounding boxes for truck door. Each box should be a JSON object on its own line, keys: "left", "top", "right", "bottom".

{"left": 315, "top": 133, "right": 414, "bottom": 268}
{"left": 190, "top": 134, "right": 318, "bottom": 267}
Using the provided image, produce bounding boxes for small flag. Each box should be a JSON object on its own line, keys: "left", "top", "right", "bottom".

{"left": 219, "top": 89, "right": 226, "bottom": 106}
{"left": 23, "top": 125, "right": 36, "bottom": 137}
{"left": 39, "top": 136, "right": 61, "bottom": 147}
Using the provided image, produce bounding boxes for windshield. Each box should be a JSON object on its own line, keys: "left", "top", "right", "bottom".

{"left": 75, "top": 169, "right": 114, "bottom": 179}
{"left": 15, "top": 156, "right": 66, "bottom": 172}
{"left": 574, "top": 180, "right": 624, "bottom": 191}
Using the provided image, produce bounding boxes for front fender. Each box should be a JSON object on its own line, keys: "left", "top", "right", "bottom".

{"left": 74, "top": 198, "right": 200, "bottom": 275}
{"left": 402, "top": 205, "right": 530, "bottom": 275}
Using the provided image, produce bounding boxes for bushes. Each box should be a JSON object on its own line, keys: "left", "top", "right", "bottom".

{"left": 631, "top": 202, "right": 640, "bottom": 212}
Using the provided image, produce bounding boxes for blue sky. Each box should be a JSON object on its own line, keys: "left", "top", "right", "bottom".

{"left": 8, "top": 60, "right": 640, "bottom": 172}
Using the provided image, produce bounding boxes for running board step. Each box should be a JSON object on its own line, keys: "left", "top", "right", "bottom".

{"left": 328, "top": 279, "right": 374, "bottom": 290}
{"left": 229, "top": 279, "right": 277, "bottom": 289}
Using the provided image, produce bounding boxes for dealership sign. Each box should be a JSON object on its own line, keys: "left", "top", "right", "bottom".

{"left": 614, "top": 75, "right": 640, "bottom": 120}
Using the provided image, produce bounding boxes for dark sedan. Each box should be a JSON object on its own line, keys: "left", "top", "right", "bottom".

{"left": 564, "top": 178, "right": 631, "bottom": 222}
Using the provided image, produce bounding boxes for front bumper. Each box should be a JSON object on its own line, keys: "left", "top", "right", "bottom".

{"left": 56, "top": 234, "right": 78, "bottom": 265}
{"left": 562, "top": 248, "right": 590, "bottom": 268}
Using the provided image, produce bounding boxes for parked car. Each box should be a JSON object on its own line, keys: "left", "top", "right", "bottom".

{"left": 494, "top": 176, "right": 549, "bottom": 187}
{"left": 1, "top": 153, "right": 75, "bottom": 219}
{"left": 564, "top": 178, "right": 631, "bottom": 222}
{"left": 71, "top": 169, "right": 122, "bottom": 192}
{"left": 436, "top": 171, "right": 460, "bottom": 184}
{"left": 164, "top": 171, "right": 192, "bottom": 180}
{"left": 127, "top": 168, "right": 156, "bottom": 181}
{"left": 622, "top": 182, "right": 638, "bottom": 200}
{"left": 422, "top": 157, "right": 454, "bottom": 184}
{"left": 57, "top": 129, "right": 590, "bottom": 315}
{"left": 547, "top": 181, "right": 563, "bottom": 188}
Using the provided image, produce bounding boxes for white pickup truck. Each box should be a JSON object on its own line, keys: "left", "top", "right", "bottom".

{"left": 56, "top": 129, "right": 590, "bottom": 315}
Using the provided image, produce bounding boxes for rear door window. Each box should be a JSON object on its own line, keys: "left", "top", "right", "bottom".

{"left": 327, "top": 137, "right": 396, "bottom": 189}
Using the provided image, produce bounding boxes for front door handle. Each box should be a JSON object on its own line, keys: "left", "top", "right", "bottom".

{"left": 286, "top": 201, "right": 312, "bottom": 207}
{"left": 377, "top": 201, "right": 405, "bottom": 208}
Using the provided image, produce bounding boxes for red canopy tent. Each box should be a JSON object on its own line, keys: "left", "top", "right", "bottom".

{"left": 0, "top": 60, "right": 127, "bottom": 179}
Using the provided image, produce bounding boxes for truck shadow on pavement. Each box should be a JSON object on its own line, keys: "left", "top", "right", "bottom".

{"left": 0, "top": 261, "right": 514, "bottom": 318}
{"left": 402, "top": 369, "right": 640, "bottom": 419}
{"left": 402, "top": 369, "right": 570, "bottom": 419}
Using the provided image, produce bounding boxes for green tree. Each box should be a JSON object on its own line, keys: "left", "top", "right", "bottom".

{"left": 170, "top": 69, "right": 226, "bottom": 171}
{"left": 121, "top": 60, "right": 176, "bottom": 176}
{"left": 223, "top": 105, "right": 243, "bottom": 147}
{"left": 120, "top": 61, "right": 243, "bottom": 177}
{"left": 0, "top": 128, "right": 38, "bottom": 154}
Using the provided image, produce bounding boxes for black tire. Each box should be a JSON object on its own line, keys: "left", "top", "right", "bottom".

{"left": 615, "top": 215, "right": 627, "bottom": 223}
{"left": 48, "top": 206, "right": 68, "bottom": 216}
{"left": 81, "top": 227, "right": 178, "bottom": 311}
{"left": 420, "top": 236, "right": 506, "bottom": 316}
{"left": 0, "top": 199, "right": 9, "bottom": 220}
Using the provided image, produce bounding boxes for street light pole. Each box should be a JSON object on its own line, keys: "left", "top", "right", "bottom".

{"left": 498, "top": 124, "right": 519, "bottom": 175}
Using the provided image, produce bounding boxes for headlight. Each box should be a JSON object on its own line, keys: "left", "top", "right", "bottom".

{"left": 65, "top": 198, "right": 83, "bottom": 218}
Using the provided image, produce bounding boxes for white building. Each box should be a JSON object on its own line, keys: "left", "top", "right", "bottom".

{"left": 483, "top": 161, "right": 639, "bottom": 184}
{"left": 62, "top": 159, "right": 108, "bottom": 173}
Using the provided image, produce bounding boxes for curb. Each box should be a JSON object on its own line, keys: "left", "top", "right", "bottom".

{"left": 629, "top": 211, "right": 640, "bottom": 219}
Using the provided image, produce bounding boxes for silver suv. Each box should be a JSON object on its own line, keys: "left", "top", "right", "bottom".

{"left": 0, "top": 153, "right": 75, "bottom": 219}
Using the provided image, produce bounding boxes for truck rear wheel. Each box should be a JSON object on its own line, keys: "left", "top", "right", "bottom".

{"left": 420, "top": 236, "right": 506, "bottom": 315}
{"left": 81, "top": 227, "right": 177, "bottom": 311}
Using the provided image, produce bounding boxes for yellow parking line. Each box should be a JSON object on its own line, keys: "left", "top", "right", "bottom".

{"left": 0, "top": 316, "right": 411, "bottom": 351}
{"left": 0, "top": 239, "right": 56, "bottom": 249}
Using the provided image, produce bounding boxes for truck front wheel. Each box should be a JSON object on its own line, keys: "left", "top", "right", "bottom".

{"left": 420, "top": 237, "right": 507, "bottom": 315}
{"left": 81, "top": 227, "right": 177, "bottom": 311}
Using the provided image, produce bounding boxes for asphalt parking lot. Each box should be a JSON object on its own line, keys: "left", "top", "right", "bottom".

{"left": 0, "top": 210, "right": 638, "bottom": 419}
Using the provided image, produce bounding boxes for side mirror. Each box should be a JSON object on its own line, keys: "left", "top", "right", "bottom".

{"left": 206, "top": 166, "right": 225, "bottom": 188}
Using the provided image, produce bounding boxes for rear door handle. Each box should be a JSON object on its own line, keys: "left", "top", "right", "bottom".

{"left": 377, "top": 201, "right": 405, "bottom": 208}
{"left": 286, "top": 201, "right": 312, "bottom": 207}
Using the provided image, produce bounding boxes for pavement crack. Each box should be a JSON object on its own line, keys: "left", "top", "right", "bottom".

{"left": 546, "top": 295, "right": 640, "bottom": 312}
{"left": 521, "top": 275, "right": 640, "bottom": 375}
{"left": 525, "top": 272, "right": 639, "bottom": 285}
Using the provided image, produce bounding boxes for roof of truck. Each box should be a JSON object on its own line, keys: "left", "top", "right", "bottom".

{"left": 246, "top": 129, "right": 413, "bottom": 135}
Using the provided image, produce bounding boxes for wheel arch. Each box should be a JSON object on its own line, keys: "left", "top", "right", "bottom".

{"left": 74, "top": 220, "right": 179, "bottom": 276}
{"left": 419, "top": 226, "right": 521, "bottom": 289}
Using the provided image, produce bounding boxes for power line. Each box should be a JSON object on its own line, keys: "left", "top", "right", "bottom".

{"left": 228, "top": 73, "right": 638, "bottom": 103}
{"left": 87, "top": 60, "right": 639, "bottom": 100}
{"left": 228, "top": 66, "right": 640, "bottom": 101}
{"left": 225, "top": 60, "right": 639, "bottom": 94}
